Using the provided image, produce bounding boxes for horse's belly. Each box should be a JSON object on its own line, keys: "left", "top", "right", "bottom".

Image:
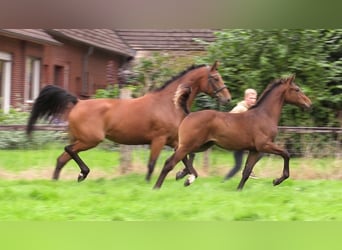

{"left": 106, "top": 132, "right": 151, "bottom": 145}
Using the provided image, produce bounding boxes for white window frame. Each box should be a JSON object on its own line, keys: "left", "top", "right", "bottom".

{"left": 0, "top": 51, "right": 12, "bottom": 113}
{"left": 25, "top": 57, "right": 41, "bottom": 103}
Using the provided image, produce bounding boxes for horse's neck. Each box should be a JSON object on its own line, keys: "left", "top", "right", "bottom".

{"left": 255, "top": 88, "right": 286, "bottom": 124}
{"left": 158, "top": 70, "right": 203, "bottom": 108}
{"left": 178, "top": 69, "right": 206, "bottom": 108}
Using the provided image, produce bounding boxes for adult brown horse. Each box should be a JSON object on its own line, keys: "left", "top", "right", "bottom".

{"left": 26, "top": 62, "right": 231, "bottom": 182}
{"left": 153, "top": 75, "right": 312, "bottom": 190}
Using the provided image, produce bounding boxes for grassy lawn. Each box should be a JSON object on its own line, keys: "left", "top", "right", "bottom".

{"left": 0, "top": 145, "right": 341, "bottom": 221}
{"left": 0, "top": 176, "right": 341, "bottom": 221}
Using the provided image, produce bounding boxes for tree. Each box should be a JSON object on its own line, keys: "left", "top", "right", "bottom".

{"left": 196, "top": 29, "right": 342, "bottom": 127}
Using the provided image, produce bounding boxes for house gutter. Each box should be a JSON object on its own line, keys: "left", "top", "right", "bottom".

{"left": 82, "top": 46, "right": 94, "bottom": 96}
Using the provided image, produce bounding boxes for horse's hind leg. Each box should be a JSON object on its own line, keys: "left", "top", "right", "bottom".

{"left": 176, "top": 153, "right": 195, "bottom": 180}
{"left": 64, "top": 141, "right": 100, "bottom": 182}
{"left": 176, "top": 142, "right": 214, "bottom": 181}
{"left": 153, "top": 149, "right": 187, "bottom": 189}
{"left": 237, "top": 151, "right": 262, "bottom": 190}
{"left": 53, "top": 151, "right": 72, "bottom": 180}
{"left": 183, "top": 153, "right": 199, "bottom": 186}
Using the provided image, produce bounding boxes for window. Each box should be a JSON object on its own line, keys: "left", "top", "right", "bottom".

{"left": 25, "top": 57, "right": 41, "bottom": 102}
{"left": 0, "top": 60, "right": 3, "bottom": 99}
{"left": 0, "top": 51, "right": 12, "bottom": 113}
{"left": 54, "top": 65, "right": 64, "bottom": 87}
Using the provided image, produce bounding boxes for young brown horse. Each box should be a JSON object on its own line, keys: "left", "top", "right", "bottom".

{"left": 153, "top": 75, "right": 312, "bottom": 190}
{"left": 26, "top": 62, "right": 231, "bottom": 182}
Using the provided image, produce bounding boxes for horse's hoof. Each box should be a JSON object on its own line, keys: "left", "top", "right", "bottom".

{"left": 273, "top": 179, "right": 279, "bottom": 186}
{"left": 176, "top": 171, "right": 185, "bottom": 181}
{"left": 77, "top": 173, "right": 87, "bottom": 182}
{"left": 184, "top": 174, "right": 196, "bottom": 187}
{"left": 145, "top": 174, "right": 152, "bottom": 182}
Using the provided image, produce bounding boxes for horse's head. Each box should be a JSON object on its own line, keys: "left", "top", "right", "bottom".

{"left": 284, "top": 75, "right": 312, "bottom": 109}
{"left": 203, "top": 61, "right": 231, "bottom": 104}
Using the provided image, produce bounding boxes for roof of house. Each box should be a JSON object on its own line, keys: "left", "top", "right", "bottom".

{"left": 47, "top": 29, "right": 135, "bottom": 58}
{"left": 114, "top": 29, "right": 216, "bottom": 51}
{"left": 0, "top": 29, "right": 62, "bottom": 46}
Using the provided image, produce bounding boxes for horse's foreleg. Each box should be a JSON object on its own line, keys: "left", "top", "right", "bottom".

{"left": 176, "top": 153, "right": 195, "bottom": 180}
{"left": 237, "top": 151, "right": 262, "bottom": 190}
{"left": 273, "top": 151, "right": 290, "bottom": 186}
{"left": 261, "top": 143, "right": 290, "bottom": 186}
{"left": 53, "top": 151, "right": 72, "bottom": 180}
{"left": 146, "top": 138, "right": 167, "bottom": 182}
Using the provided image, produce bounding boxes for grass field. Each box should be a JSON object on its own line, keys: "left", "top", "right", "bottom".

{"left": 0, "top": 146, "right": 341, "bottom": 221}
{"left": 0, "top": 176, "right": 341, "bottom": 221}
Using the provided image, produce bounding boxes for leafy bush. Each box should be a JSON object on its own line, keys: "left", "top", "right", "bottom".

{"left": 93, "top": 84, "right": 120, "bottom": 99}
{"left": 196, "top": 29, "right": 342, "bottom": 127}
{"left": 0, "top": 109, "right": 67, "bottom": 149}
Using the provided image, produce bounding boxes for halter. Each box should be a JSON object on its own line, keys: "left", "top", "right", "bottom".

{"left": 207, "top": 68, "right": 227, "bottom": 97}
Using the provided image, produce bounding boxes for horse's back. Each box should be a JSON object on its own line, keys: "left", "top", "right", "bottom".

{"left": 69, "top": 99, "right": 119, "bottom": 119}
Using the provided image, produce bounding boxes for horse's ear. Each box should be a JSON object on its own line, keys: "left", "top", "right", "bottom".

{"left": 211, "top": 61, "right": 219, "bottom": 71}
{"left": 288, "top": 74, "right": 296, "bottom": 83}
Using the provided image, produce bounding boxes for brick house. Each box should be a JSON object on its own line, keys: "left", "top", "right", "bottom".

{"left": 113, "top": 29, "right": 216, "bottom": 93}
{"left": 0, "top": 29, "right": 60, "bottom": 113}
{"left": 0, "top": 29, "right": 134, "bottom": 113}
{"left": 0, "top": 29, "right": 215, "bottom": 113}
{"left": 114, "top": 29, "right": 215, "bottom": 59}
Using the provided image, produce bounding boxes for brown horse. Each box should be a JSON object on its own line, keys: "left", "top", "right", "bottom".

{"left": 153, "top": 75, "right": 312, "bottom": 190}
{"left": 26, "top": 62, "right": 231, "bottom": 182}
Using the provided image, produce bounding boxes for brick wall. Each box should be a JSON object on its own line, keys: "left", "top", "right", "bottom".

{"left": 1, "top": 34, "right": 124, "bottom": 110}
{"left": 43, "top": 39, "right": 121, "bottom": 98}
{"left": 0, "top": 36, "right": 45, "bottom": 107}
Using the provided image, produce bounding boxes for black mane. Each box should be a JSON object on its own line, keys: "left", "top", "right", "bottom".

{"left": 153, "top": 64, "right": 207, "bottom": 92}
{"left": 249, "top": 78, "right": 286, "bottom": 110}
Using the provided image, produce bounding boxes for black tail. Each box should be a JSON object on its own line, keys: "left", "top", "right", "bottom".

{"left": 174, "top": 86, "right": 192, "bottom": 115}
{"left": 26, "top": 85, "right": 78, "bottom": 135}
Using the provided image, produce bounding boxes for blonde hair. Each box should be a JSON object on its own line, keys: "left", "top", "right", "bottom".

{"left": 244, "top": 88, "right": 257, "bottom": 97}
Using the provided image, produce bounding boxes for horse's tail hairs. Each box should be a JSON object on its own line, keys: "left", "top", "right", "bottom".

{"left": 174, "top": 85, "right": 192, "bottom": 115}
{"left": 26, "top": 85, "right": 78, "bottom": 135}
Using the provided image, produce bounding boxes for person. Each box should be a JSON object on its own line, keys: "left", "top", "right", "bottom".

{"left": 224, "top": 88, "right": 259, "bottom": 181}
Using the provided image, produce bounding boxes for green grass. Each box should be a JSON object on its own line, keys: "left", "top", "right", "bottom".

{"left": 0, "top": 176, "right": 341, "bottom": 221}
{"left": 0, "top": 145, "right": 341, "bottom": 221}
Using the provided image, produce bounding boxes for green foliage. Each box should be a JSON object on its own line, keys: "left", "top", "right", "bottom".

{"left": 93, "top": 84, "right": 120, "bottom": 98}
{"left": 130, "top": 52, "right": 200, "bottom": 96}
{"left": 0, "top": 109, "right": 29, "bottom": 124}
{"left": 0, "top": 109, "right": 66, "bottom": 149}
{"left": 196, "top": 29, "right": 342, "bottom": 127}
